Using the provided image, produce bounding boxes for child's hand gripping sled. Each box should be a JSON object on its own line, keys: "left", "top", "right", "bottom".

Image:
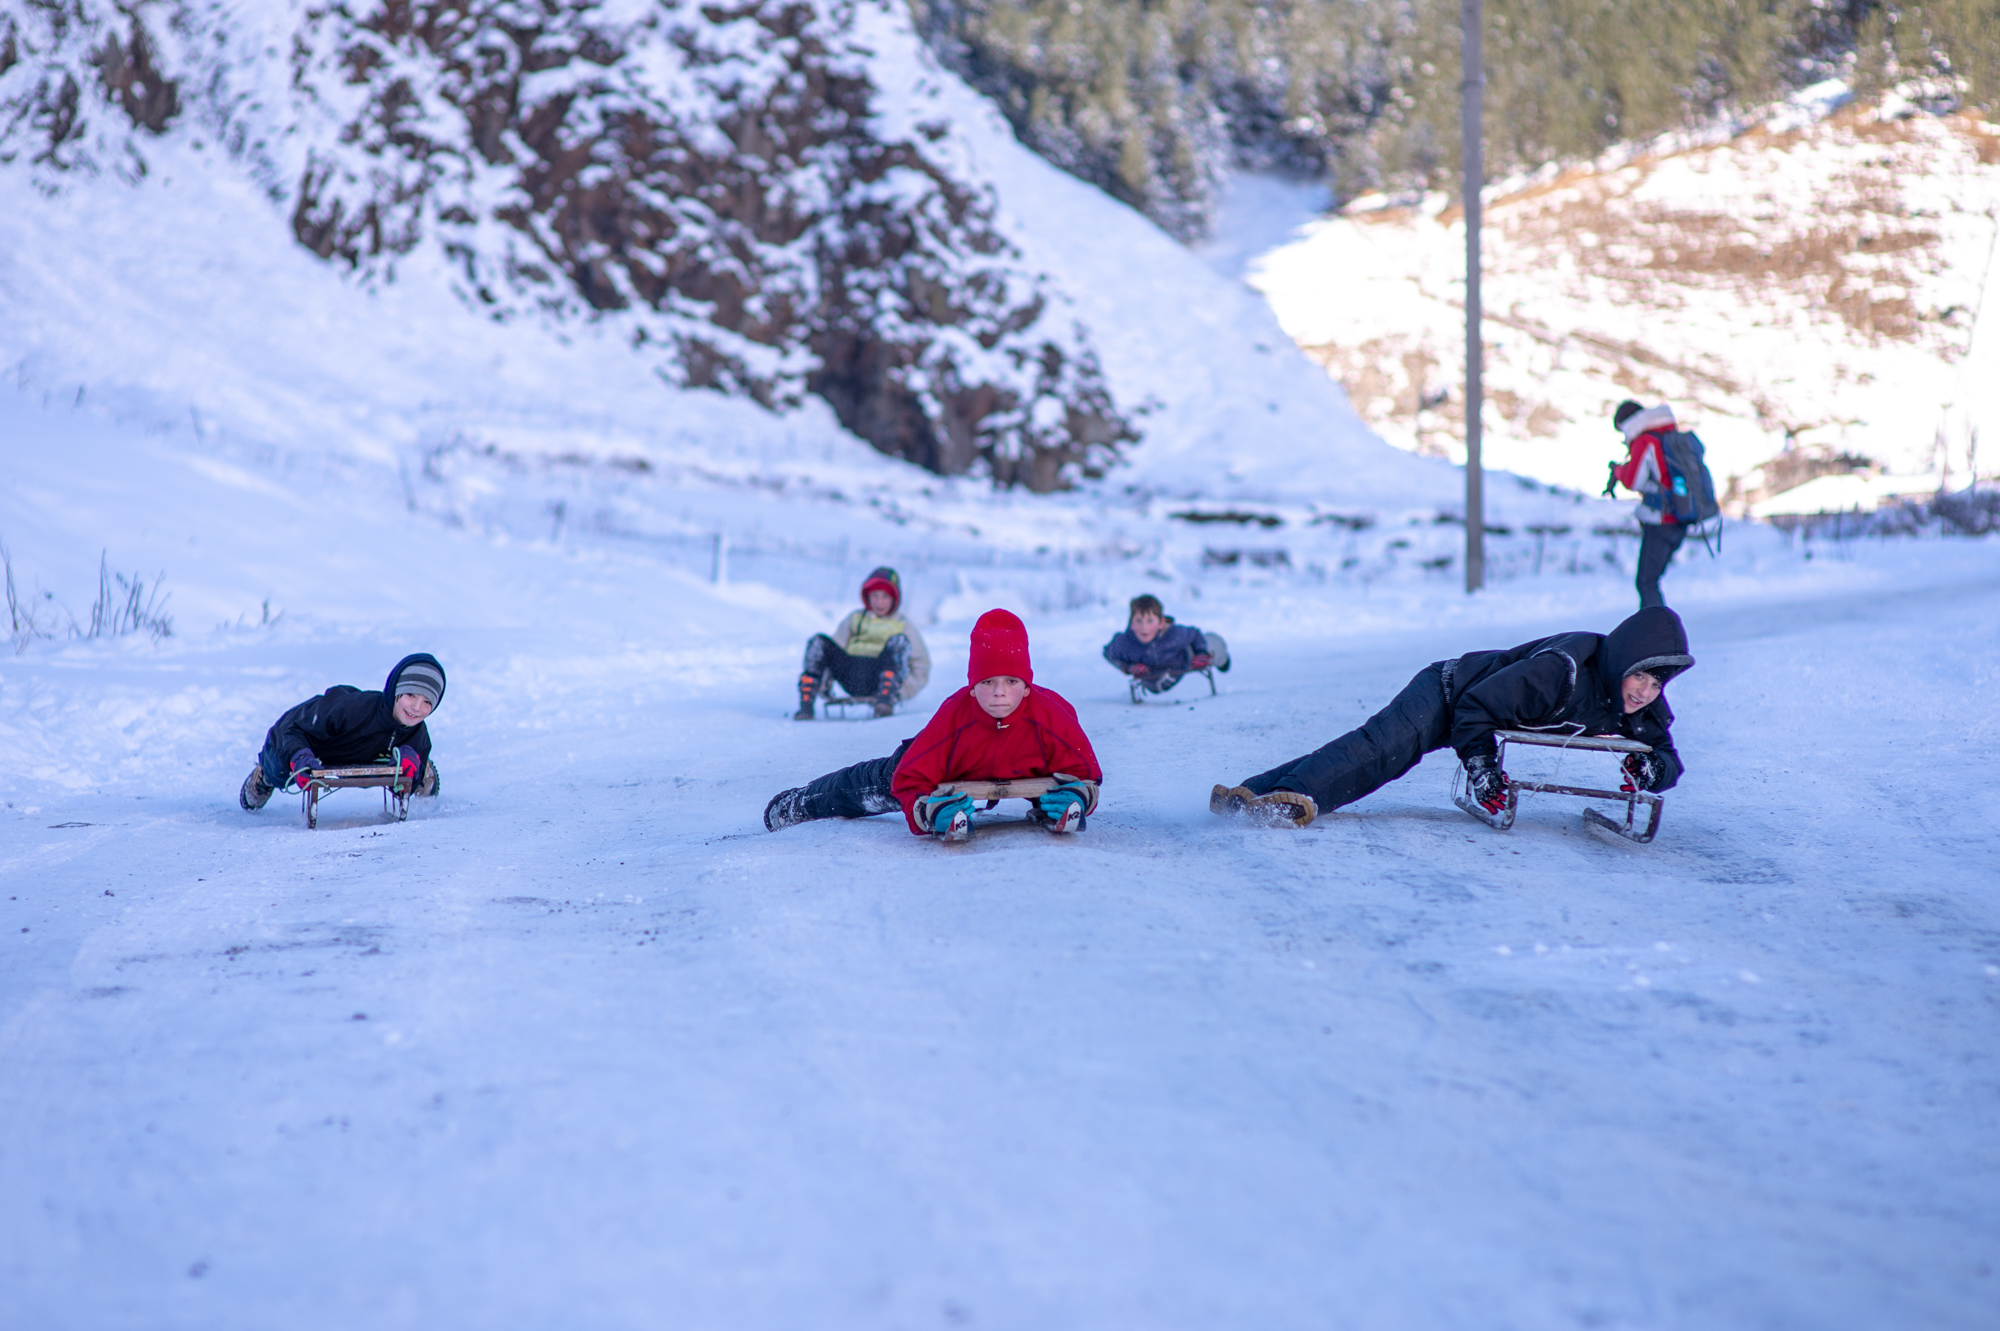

{"left": 916, "top": 774, "right": 1099, "bottom": 842}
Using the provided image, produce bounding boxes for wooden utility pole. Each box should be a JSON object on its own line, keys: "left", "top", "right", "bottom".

{"left": 1462, "top": 0, "right": 1485, "bottom": 593}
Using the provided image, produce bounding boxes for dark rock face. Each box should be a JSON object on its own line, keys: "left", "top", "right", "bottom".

{"left": 0, "top": 1, "right": 183, "bottom": 171}
{"left": 290, "top": 0, "right": 1135, "bottom": 488}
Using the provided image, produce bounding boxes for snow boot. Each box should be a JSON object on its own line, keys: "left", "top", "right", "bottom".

{"left": 239, "top": 765, "right": 274, "bottom": 811}
{"left": 794, "top": 673, "right": 819, "bottom": 721}
{"left": 1246, "top": 791, "right": 1316, "bottom": 828}
{"left": 872, "top": 667, "right": 898, "bottom": 718}
{"left": 764, "top": 786, "right": 811, "bottom": 831}
{"left": 1209, "top": 784, "right": 1254, "bottom": 816}
{"left": 415, "top": 762, "right": 440, "bottom": 798}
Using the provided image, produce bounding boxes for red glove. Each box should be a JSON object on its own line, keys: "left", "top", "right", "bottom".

{"left": 1127, "top": 663, "right": 1149, "bottom": 676}
{"left": 1191, "top": 654, "right": 1212, "bottom": 670}
{"left": 289, "top": 749, "right": 321, "bottom": 789}
{"left": 1620, "top": 753, "right": 1657, "bottom": 793}
{"left": 397, "top": 745, "right": 421, "bottom": 785}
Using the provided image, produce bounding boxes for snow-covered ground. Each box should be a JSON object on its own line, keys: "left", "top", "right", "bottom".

{"left": 4, "top": 381, "right": 1998, "bottom": 1328}
{"left": 4, "top": 23, "right": 1999, "bottom": 1325}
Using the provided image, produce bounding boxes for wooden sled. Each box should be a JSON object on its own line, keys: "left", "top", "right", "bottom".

{"left": 929, "top": 773, "right": 1090, "bottom": 838}
{"left": 815, "top": 689, "right": 898, "bottom": 719}
{"left": 1124, "top": 632, "right": 1228, "bottom": 704}
{"left": 1451, "top": 729, "right": 1665, "bottom": 844}
{"left": 300, "top": 764, "right": 411, "bottom": 830}
{"left": 1127, "top": 665, "right": 1218, "bottom": 704}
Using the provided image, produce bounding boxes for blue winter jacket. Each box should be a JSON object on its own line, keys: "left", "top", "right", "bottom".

{"left": 1103, "top": 622, "right": 1209, "bottom": 673}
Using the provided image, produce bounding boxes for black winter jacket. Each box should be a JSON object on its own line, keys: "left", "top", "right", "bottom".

{"left": 265, "top": 653, "right": 446, "bottom": 770}
{"left": 1441, "top": 608, "right": 1692, "bottom": 789}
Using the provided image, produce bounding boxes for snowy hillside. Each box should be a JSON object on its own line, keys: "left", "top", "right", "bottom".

{"left": 4, "top": 5, "right": 2000, "bottom": 1327}
{"left": 1250, "top": 86, "right": 2000, "bottom": 507}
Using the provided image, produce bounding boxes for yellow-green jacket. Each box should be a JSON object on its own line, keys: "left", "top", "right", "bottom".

{"left": 834, "top": 610, "right": 931, "bottom": 701}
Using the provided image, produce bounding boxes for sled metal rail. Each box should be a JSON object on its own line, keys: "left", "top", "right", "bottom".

{"left": 299, "top": 765, "right": 411, "bottom": 830}
{"left": 1453, "top": 729, "right": 1665, "bottom": 844}
{"left": 1127, "top": 665, "right": 1218, "bottom": 704}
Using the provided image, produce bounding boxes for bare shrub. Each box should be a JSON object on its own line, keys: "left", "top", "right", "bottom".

{"left": 84, "top": 552, "right": 173, "bottom": 641}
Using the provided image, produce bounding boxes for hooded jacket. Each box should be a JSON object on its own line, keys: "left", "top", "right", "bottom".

{"left": 265, "top": 653, "right": 446, "bottom": 770}
{"left": 1613, "top": 403, "right": 1680, "bottom": 526}
{"left": 1102, "top": 621, "right": 1209, "bottom": 672}
{"left": 1442, "top": 608, "right": 1691, "bottom": 788}
{"left": 890, "top": 686, "right": 1102, "bottom": 835}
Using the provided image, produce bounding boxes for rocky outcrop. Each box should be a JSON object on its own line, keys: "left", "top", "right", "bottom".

{"left": 290, "top": 0, "right": 1134, "bottom": 488}
{"left": 2, "top": 0, "right": 1135, "bottom": 490}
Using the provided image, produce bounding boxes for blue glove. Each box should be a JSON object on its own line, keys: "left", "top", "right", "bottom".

{"left": 1037, "top": 785, "right": 1089, "bottom": 821}
{"left": 919, "top": 791, "right": 974, "bottom": 836}
{"left": 289, "top": 748, "right": 322, "bottom": 788}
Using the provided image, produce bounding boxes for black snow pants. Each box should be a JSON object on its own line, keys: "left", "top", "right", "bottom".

{"left": 793, "top": 738, "right": 916, "bottom": 821}
{"left": 1240, "top": 664, "right": 1452, "bottom": 813}
{"left": 1635, "top": 523, "right": 1687, "bottom": 610}
{"left": 804, "top": 633, "right": 911, "bottom": 700}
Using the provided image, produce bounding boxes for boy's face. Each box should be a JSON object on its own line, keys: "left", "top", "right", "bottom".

{"left": 972, "top": 676, "right": 1028, "bottom": 719}
{"left": 865, "top": 589, "right": 895, "bottom": 616}
{"left": 394, "top": 693, "right": 435, "bottom": 726}
{"left": 1620, "top": 671, "right": 1661, "bottom": 715}
{"left": 1130, "top": 611, "right": 1165, "bottom": 644}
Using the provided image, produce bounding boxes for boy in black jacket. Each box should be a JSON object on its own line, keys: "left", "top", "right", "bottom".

{"left": 1212, "top": 608, "right": 1691, "bottom": 827}
{"left": 239, "top": 654, "right": 446, "bottom": 811}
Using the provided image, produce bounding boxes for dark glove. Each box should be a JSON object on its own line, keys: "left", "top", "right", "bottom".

{"left": 1621, "top": 752, "right": 1660, "bottom": 793}
{"left": 289, "top": 748, "right": 322, "bottom": 788}
{"left": 1463, "top": 753, "right": 1509, "bottom": 814}
{"left": 1127, "top": 662, "right": 1149, "bottom": 677}
{"left": 918, "top": 791, "right": 974, "bottom": 836}
{"left": 1190, "top": 653, "right": 1212, "bottom": 670}
{"left": 1602, "top": 461, "right": 1620, "bottom": 498}
{"left": 397, "top": 745, "right": 422, "bottom": 785}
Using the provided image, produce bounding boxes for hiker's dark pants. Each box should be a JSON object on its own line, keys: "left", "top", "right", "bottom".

{"left": 803, "top": 633, "right": 911, "bottom": 699}
{"left": 1636, "top": 523, "right": 1687, "bottom": 610}
{"left": 1241, "top": 664, "right": 1452, "bottom": 813}
{"left": 796, "top": 739, "right": 916, "bottom": 820}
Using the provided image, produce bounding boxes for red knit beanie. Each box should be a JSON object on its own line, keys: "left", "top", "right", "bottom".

{"left": 966, "top": 609, "right": 1033, "bottom": 685}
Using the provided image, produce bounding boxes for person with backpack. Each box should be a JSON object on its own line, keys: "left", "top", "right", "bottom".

{"left": 1606, "top": 400, "right": 1718, "bottom": 610}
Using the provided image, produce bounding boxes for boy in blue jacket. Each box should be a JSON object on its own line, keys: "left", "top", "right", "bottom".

{"left": 1102, "top": 595, "right": 1228, "bottom": 695}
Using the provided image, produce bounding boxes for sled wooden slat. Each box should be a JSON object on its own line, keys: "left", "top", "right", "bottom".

{"left": 933, "top": 772, "right": 1086, "bottom": 803}
{"left": 300, "top": 766, "right": 410, "bottom": 830}
{"left": 934, "top": 776, "right": 1059, "bottom": 802}
{"left": 1492, "top": 729, "right": 1652, "bottom": 754}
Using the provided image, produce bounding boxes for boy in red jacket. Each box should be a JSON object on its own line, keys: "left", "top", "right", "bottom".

{"left": 763, "top": 609, "right": 1102, "bottom": 840}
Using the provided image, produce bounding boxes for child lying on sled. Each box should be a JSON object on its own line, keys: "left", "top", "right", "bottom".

{"left": 239, "top": 653, "right": 446, "bottom": 811}
{"left": 764, "top": 609, "right": 1102, "bottom": 840}
{"left": 1102, "top": 594, "right": 1228, "bottom": 694}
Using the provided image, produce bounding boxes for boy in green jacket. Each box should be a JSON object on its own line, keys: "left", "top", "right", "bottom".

{"left": 796, "top": 566, "right": 932, "bottom": 718}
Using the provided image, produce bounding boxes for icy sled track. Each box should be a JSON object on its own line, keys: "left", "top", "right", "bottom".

{"left": 0, "top": 397, "right": 1996, "bottom": 1330}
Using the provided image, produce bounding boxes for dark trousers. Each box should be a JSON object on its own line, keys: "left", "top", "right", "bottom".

{"left": 804, "top": 633, "right": 911, "bottom": 699}
{"left": 1636, "top": 523, "right": 1687, "bottom": 610}
{"left": 257, "top": 736, "right": 292, "bottom": 789}
{"left": 1241, "top": 664, "right": 1452, "bottom": 812}
{"left": 795, "top": 738, "right": 915, "bottom": 820}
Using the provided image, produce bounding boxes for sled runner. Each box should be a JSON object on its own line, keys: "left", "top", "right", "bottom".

{"left": 928, "top": 773, "right": 1089, "bottom": 840}
{"left": 299, "top": 764, "right": 411, "bottom": 830}
{"left": 1451, "top": 730, "right": 1665, "bottom": 844}
{"left": 1127, "top": 664, "right": 1218, "bottom": 704}
{"left": 815, "top": 688, "right": 898, "bottom": 718}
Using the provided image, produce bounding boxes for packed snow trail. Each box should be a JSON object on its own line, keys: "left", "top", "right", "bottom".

{"left": 2, "top": 481, "right": 1995, "bottom": 1327}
